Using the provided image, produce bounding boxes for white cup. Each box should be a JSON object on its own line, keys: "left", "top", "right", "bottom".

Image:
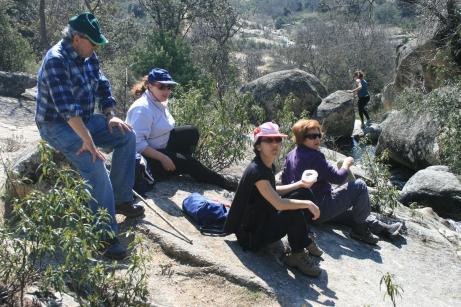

{"left": 302, "top": 169, "right": 318, "bottom": 183}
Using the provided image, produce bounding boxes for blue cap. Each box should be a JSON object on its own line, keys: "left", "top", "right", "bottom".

{"left": 147, "top": 68, "right": 178, "bottom": 85}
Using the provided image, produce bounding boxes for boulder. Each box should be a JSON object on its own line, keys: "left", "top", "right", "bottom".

{"left": 0, "top": 71, "right": 37, "bottom": 98}
{"left": 313, "top": 90, "right": 354, "bottom": 138}
{"left": 399, "top": 165, "right": 461, "bottom": 215}
{"left": 394, "top": 39, "right": 438, "bottom": 92}
{"left": 376, "top": 110, "right": 440, "bottom": 170}
{"left": 381, "top": 82, "right": 397, "bottom": 108}
{"left": 240, "top": 69, "right": 327, "bottom": 121}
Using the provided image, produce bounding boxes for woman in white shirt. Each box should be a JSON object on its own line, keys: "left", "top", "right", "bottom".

{"left": 126, "top": 68, "right": 237, "bottom": 191}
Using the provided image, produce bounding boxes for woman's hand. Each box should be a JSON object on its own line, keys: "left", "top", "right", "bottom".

{"left": 160, "top": 154, "right": 176, "bottom": 171}
{"left": 298, "top": 179, "right": 315, "bottom": 189}
{"left": 307, "top": 202, "right": 320, "bottom": 220}
{"left": 342, "top": 157, "right": 354, "bottom": 169}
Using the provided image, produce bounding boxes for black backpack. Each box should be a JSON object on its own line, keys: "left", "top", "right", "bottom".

{"left": 133, "top": 154, "right": 155, "bottom": 196}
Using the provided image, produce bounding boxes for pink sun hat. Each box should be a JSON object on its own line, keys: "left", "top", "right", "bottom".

{"left": 253, "top": 122, "right": 288, "bottom": 144}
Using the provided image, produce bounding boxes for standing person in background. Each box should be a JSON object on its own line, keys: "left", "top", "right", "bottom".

{"left": 282, "top": 119, "right": 403, "bottom": 246}
{"left": 126, "top": 68, "right": 237, "bottom": 191}
{"left": 349, "top": 70, "right": 371, "bottom": 128}
{"left": 224, "top": 122, "right": 322, "bottom": 277}
{"left": 35, "top": 12, "right": 144, "bottom": 260}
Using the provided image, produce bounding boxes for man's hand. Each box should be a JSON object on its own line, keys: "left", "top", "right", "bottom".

{"left": 76, "top": 138, "right": 106, "bottom": 162}
{"left": 107, "top": 116, "right": 132, "bottom": 134}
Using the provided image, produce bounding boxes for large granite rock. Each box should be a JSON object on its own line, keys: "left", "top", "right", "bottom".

{"left": 313, "top": 90, "right": 354, "bottom": 138}
{"left": 240, "top": 69, "right": 327, "bottom": 121}
{"left": 400, "top": 165, "right": 461, "bottom": 215}
{"left": 0, "top": 71, "right": 37, "bottom": 97}
{"left": 376, "top": 110, "right": 440, "bottom": 170}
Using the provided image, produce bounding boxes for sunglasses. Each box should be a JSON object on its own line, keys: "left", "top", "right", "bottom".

{"left": 304, "top": 133, "right": 322, "bottom": 140}
{"left": 261, "top": 137, "right": 283, "bottom": 144}
{"left": 155, "top": 84, "right": 175, "bottom": 91}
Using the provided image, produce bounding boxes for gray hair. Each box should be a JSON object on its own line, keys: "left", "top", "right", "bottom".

{"left": 61, "top": 25, "right": 85, "bottom": 41}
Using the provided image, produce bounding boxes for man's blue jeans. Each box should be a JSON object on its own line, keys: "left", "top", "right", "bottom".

{"left": 37, "top": 114, "right": 136, "bottom": 233}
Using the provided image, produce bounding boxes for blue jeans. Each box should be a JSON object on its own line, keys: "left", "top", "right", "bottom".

{"left": 37, "top": 114, "right": 136, "bottom": 233}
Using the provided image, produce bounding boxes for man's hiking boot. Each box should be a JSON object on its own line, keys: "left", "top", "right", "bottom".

{"left": 351, "top": 223, "right": 379, "bottom": 245}
{"left": 103, "top": 237, "right": 127, "bottom": 260}
{"left": 306, "top": 241, "right": 323, "bottom": 257}
{"left": 285, "top": 251, "right": 321, "bottom": 277}
{"left": 116, "top": 201, "right": 145, "bottom": 219}
{"left": 380, "top": 222, "right": 403, "bottom": 238}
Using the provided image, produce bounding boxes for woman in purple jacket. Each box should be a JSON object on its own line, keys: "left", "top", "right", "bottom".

{"left": 281, "top": 119, "right": 402, "bottom": 246}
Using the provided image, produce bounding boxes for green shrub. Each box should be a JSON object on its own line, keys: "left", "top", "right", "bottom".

{"left": 131, "top": 31, "right": 200, "bottom": 85}
{"left": 170, "top": 85, "right": 259, "bottom": 172}
{"left": 0, "top": 5, "right": 33, "bottom": 72}
{"left": 0, "top": 142, "right": 148, "bottom": 305}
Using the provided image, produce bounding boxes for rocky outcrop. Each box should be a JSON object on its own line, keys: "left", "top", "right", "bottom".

{"left": 400, "top": 165, "right": 461, "bottom": 215}
{"left": 240, "top": 69, "right": 327, "bottom": 121}
{"left": 0, "top": 71, "right": 37, "bottom": 97}
{"left": 313, "top": 91, "right": 354, "bottom": 138}
{"left": 376, "top": 110, "right": 440, "bottom": 170}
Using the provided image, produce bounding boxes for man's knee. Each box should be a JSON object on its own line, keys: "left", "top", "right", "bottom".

{"left": 353, "top": 179, "right": 368, "bottom": 192}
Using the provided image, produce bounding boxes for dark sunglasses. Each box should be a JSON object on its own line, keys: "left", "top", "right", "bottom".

{"left": 261, "top": 137, "right": 283, "bottom": 144}
{"left": 80, "top": 35, "right": 96, "bottom": 47}
{"left": 304, "top": 133, "right": 322, "bottom": 140}
{"left": 155, "top": 83, "right": 175, "bottom": 91}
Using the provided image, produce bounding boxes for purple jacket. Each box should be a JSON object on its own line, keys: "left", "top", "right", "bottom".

{"left": 281, "top": 145, "right": 348, "bottom": 201}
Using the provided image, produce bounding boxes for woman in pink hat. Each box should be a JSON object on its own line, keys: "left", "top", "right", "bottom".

{"left": 224, "top": 122, "right": 323, "bottom": 277}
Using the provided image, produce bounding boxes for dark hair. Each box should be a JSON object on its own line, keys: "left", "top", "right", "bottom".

{"left": 253, "top": 138, "right": 262, "bottom": 156}
{"left": 354, "top": 70, "right": 364, "bottom": 79}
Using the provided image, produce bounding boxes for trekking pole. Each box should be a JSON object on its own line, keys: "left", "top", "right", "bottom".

{"left": 132, "top": 189, "right": 193, "bottom": 245}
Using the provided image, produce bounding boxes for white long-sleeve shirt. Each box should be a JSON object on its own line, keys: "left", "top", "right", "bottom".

{"left": 126, "top": 90, "right": 175, "bottom": 153}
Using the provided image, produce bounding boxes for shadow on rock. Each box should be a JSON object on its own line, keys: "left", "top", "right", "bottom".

{"left": 313, "top": 224, "right": 383, "bottom": 263}
{"left": 225, "top": 239, "right": 337, "bottom": 306}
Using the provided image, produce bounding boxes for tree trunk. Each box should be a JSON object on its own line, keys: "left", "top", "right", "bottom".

{"left": 39, "top": 0, "right": 49, "bottom": 51}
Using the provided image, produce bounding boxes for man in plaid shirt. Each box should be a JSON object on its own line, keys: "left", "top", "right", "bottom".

{"left": 35, "top": 12, "right": 144, "bottom": 259}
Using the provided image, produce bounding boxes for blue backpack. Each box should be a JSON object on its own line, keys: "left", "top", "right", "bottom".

{"left": 182, "top": 193, "right": 229, "bottom": 235}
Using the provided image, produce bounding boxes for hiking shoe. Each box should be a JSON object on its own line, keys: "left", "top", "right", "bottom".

{"left": 306, "top": 241, "right": 323, "bottom": 257}
{"left": 285, "top": 251, "right": 321, "bottom": 277}
{"left": 103, "top": 238, "right": 127, "bottom": 260}
{"left": 116, "top": 201, "right": 145, "bottom": 218}
{"left": 351, "top": 223, "right": 379, "bottom": 245}
{"left": 382, "top": 222, "right": 403, "bottom": 237}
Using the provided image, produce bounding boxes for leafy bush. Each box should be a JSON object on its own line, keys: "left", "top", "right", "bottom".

{"left": 0, "top": 4, "right": 33, "bottom": 72}
{"left": 0, "top": 142, "right": 148, "bottom": 305}
{"left": 131, "top": 31, "right": 200, "bottom": 85}
{"left": 170, "top": 85, "right": 259, "bottom": 172}
{"left": 394, "top": 84, "right": 461, "bottom": 174}
{"left": 360, "top": 145, "right": 400, "bottom": 216}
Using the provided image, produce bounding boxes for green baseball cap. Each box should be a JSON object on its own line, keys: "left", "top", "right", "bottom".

{"left": 68, "top": 12, "right": 108, "bottom": 46}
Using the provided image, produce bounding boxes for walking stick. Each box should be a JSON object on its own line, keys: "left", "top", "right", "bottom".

{"left": 132, "top": 189, "right": 193, "bottom": 245}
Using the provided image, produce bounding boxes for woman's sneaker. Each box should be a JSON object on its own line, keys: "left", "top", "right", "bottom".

{"left": 306, "top": 241, "right": 323, "bottom": 257}
{"left": 351, "top": 223, "right": 379, "bottom": 245}
{"left": 285, "top": 251, "right": 321, "bottom": 277}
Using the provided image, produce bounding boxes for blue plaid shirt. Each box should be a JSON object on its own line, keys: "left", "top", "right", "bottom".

{"left": 35, "top": 39, "right": 116, "bottom": 123}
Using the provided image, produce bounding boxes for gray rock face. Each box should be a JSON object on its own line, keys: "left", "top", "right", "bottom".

{"left": 394, "top": 39, "right": 438, "bottom": 92}
{"left": 0, "top": 71, "right": 37, "bottom": 97}
{"left": 376, "top": 110, "right": 440, "bottom": 170}
{"left": 313, "top": 90, "right": 354, "bottom": 138}
{"left": 400, "top": 166, "right": 461, "bottom": 215}
{"left": 240, "top": 69, "right": 327, "bottom": 120}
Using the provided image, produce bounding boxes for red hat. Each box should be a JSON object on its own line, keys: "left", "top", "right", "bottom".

{"left": 253, "top": 122, "right": 288, "bottom": 144}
